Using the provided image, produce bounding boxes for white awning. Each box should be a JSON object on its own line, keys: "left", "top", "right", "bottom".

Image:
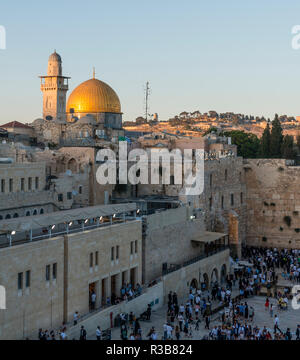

{"left": 191, "top": 231, "right": 227, "bottom": 243}
{"left": 0, "top": 203, "right": 136, "bottom": 233}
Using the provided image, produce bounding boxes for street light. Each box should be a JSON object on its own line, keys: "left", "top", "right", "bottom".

{"left": 51, "top": 225, "right": 56, "bottom": 230}
{"left": 11, "top": 231, "right": 16, "bottom": 235}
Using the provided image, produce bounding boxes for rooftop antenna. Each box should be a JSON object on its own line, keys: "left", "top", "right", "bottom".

{"left": 144, "top": 81, "right": 151, "bottom": 122}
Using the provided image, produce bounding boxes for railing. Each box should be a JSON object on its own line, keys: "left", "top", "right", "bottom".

{"left": 0, "top": 217, "right": 138, "bottom": 249}
{"left": 162, "top": 246, "right": 229, "bottom": 276}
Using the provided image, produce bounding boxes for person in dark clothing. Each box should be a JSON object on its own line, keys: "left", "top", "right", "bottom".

{"left": 285, "top": 328, "right": 292, "bottom": 340}
{"left": 79, "top": 326, "right": 87, "bottom": 340}
{"left": 146, "top": 304, "right": 152, "bottom": 320}
{"left": 244, "top": 303, "right": 249, "bottom": 319}
{"left": 173, "top": 292, "right": 178, "bottom": 305}
{"left": 205, "top": 315, "right": 210, "bottom": 330}
{"left": 296, "top": 325, "right": 300, "bottom": 340}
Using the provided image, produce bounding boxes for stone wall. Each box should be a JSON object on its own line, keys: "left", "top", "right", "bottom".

{"left": 162, "top": 248, "right": 230, "bottom": 300}
{"left": 245, "top": 159, "right": 300, "bottom": 248}
{"left": 143, "top": 206, "right": 206, "bottom": 283}
{"left": 0, "top": 236, "right": 64, "bottom": 340}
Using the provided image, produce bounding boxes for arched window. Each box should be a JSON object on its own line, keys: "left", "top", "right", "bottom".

{"left": 0, "top": 215, "right": 3, "bottom": 220}
{"left": 67, "top": 158, "right": 77, "bottom": 173}
{"left": 33, "top": 209, "right": 38, "bottom": 216}
{"left": 13, "top": 213, "right": 19, "bottom": 218}
{"left": 26, "top": 211, "right": 31, "bottom": 217}
{"left": 5, "top": 214, "right": 11, "bottom": 219}
{"left": 40, "top": 208, "right": 44, "bottom": 214}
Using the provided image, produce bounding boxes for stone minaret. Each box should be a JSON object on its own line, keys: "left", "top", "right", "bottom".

{"left": 40, "top": 51, "right": 70, "bottom": 122}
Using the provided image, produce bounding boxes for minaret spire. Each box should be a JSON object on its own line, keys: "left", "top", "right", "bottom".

{"left": 93, "top": 67, "right": 95, "bottom": 79}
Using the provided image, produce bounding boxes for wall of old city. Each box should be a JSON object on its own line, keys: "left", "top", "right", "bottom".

{"left": 245, "top": 159, "right": 300, "bottom": 248}
{"left": 198, "top": 157, "right": 247, "bottom": 255}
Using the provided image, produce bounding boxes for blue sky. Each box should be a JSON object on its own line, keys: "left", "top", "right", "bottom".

{"left": 1, "top": 0, "right": 300, "bottom": 124}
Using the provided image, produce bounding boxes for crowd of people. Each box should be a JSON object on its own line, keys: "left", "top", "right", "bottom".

{"left": 36, "top": 246, "right": 300, "bottom": 340}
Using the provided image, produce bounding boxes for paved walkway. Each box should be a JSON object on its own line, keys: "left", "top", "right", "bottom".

{"left": 108, "top": 296, "right": 299, "bottom": 340}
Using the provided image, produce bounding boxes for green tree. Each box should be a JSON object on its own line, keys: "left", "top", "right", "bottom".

{"left": 260, "top": 123, "right": 271, "bottom": 157}
{"left": 296, "top": 135, "right": 300, "bottom": 151}
{"left": 281, "top": 135, "right": 296, "bottom": 159}
{"left": 270, "top": 114, "right": 283, "bottom": 157}
{"left": 223, "top": 130, "right": 260, "bottom": 158}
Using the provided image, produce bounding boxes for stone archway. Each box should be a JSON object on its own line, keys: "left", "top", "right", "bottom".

{"left": 190, "top": 278, "right": 198, "bottom": 290}
{"left": 67, "top": 158, "right": 77, "bottom": 173}
{"left": 220, "top": 264, "right": 227, "bottom": 284}
{"left": 202, "top": 273, "right": 209, "bottom": 291}
{"left": 211, "top": 268, "right": 219, "bottom": 286}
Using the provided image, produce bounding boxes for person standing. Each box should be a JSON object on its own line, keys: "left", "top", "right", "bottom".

{"left": 205, "top": 315, "right": 210, "bottom": 330}
{"left": 91, "top": 291, "right": 96, "bottom": 311}
{"left": 96, "top": 326, "right": 101, "bottom": 340}
{"left": 79, "top": 325, "right": 87, "bottom": 340}
{"left": 274, "top": 315, "right": 281, "bottom": 334}
{"left": 296, "top": 325, "right": 300, "bottom": 340}
{"left": 270, "top": 304, "right": 274, "bottom": 317}
{"left": 73, "top": 311, "right": 79, "bottom": 326}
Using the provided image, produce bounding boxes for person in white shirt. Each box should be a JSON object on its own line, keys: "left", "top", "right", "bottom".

{"left": 274, "top": 314, "right": 281, "bottom": 334}
{"left": 96, "top": 326, "right": 101, "bottom": 340}
{"left": 151, "top": 331, "right": 157, "bottom": 340}
{"left": 73, "top": 311, "right": 79, "bottom": 326}
{"left": 166, "top": 324, "right": 173, "bottom": 339}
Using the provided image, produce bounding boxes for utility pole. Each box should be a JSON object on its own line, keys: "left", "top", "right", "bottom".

{"left": 144, "top": 81, "right": 150, "bottom": 122}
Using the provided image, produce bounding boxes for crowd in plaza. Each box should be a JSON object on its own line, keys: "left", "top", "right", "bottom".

{"left": 36, "top": 246, "right": 300, "bottom": 340}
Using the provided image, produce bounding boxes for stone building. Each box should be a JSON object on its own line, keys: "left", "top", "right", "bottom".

{"left": 32, "top": 51, "right": 124, "bottom": 145}
{"left": 0, "top": 203, "right": 141, "bottom": 340}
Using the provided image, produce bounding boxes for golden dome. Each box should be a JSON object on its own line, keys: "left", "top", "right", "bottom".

{"left": 66, "top": 78, "right": 121, "bottom": 114}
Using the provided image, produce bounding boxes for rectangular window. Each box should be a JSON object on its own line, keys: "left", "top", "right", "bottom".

{"left": 25, "top": 270, "right": 31, "bottom": 288}
{"left": 209, "top": 197, "right": 212, "bottom": 211}
{"left": 58, "top": 193, "right": 63, "bottom": 202}
{"left": 231, "top": 194, "right": 234, "bottom": 206}
{"left": 52, "top": 263, "right": 57, "bottom": 280}
{"left": 116, "top": 246, "right": 119, "bottom": 260}
{"left": 111, "top": 247, "right": 115, "bottom": 261}
{"left": 18, "top": 272, "right": 23, "bottom": 290}
{"left": 1, "top": 179, "right": 4, "bottom": 193}
{"left": 130, "top": 241, "right": 133, "bottom": 255}
{"left": 135, "top": 240, "right": 138, "bottom": 253}
{"left": 90, "top": 253, "right": 93, "bottom": 268}
{"left": 170, "top": 175, "right": 175, "bottom": 185}
{"left": 221, "top": 195, "right": 224, "bottom": 209}
{"left": 67, "top": 192, "right": 72, "bottom": 200}
{"left": 46, "top": 265, "right": 50, "bottom": 281}
{"left": 240, "top": 192, "right": 243, "bottom": 204}
{"left": 95, "top": 251, "right": 98, "bottom": 266}
{"left": 21, "top": 178, "right": 25, "bottom": 191}
{"left": 79, "top": 186, "right": 82, "bottom": 194}
{"left": 9, "top": 178, "right": 13, "bottom": 192}
{"left": 28, "top": 177, "right": 32, "bottom": 191}
{"left": 35, "top": 177, "right": 39, "bottom": 190}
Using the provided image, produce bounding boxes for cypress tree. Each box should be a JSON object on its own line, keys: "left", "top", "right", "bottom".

{"left": 281, "top": 135, "right": 295, "bottom": 159}
{"left": 270, "top": 114, "right": 283, "bottom": 157}
{"left": 260, "top": 123, "right": 271, "bottom": 157}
